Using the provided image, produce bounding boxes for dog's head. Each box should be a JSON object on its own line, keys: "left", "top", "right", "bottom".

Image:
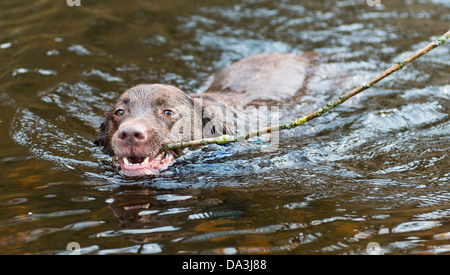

{"left": 96, "top": 84, "right": 232, "bottom": 177}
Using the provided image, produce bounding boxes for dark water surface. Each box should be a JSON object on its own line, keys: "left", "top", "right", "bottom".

{"left": 0, "top": 0, "right": 449, "bottom": 254}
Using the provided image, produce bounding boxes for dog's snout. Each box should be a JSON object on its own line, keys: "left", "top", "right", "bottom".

{"left": 118, "top": 124, "right": 148, "bottom": 147}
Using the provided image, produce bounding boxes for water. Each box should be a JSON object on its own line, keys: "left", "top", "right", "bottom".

{"left": 0, "top": 0, "right": 449, "bottom": 254}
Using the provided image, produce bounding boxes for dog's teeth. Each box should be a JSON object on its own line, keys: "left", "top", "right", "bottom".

{"left": 143, "top": 157, "right": 150, "bottom": 165}
{"left": 123, "top": 157, "right": 129, "bottom": 165}
{"left": 154, "top": 154, "right": 163, "bottom": 161}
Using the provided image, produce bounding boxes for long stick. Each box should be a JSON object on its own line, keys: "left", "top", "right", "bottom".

{"left": 161, "top": 29, "right": 450, "bottom": 152}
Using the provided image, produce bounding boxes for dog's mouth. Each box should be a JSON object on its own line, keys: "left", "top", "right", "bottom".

{"left": 114, "top": 151, "right": 175, "bottom": 177}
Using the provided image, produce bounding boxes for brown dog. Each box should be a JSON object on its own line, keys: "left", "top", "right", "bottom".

{"left": 96, "top": 52, "right": 313, "bottom": 177}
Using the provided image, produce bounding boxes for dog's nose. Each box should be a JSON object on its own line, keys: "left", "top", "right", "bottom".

{"left": 117, "top": 124, "right": 148, "bottom": 147}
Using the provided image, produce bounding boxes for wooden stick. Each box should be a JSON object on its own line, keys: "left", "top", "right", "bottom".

{"left": 161, "top": 29, "right": 450, "bottom": 152}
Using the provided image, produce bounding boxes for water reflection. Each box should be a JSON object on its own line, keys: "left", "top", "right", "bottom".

{"left": 0, "top": 0, "right": 449, "bottom": 254}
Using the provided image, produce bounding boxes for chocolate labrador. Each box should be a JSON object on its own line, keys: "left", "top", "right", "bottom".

{"left": 96, "top": 52, "right": 314, "bottom": 177}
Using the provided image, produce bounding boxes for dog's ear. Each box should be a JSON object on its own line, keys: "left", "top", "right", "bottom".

{"left": 200, "top": 101, "right": 235, "bottom": 138}
{"left": 94, "top": 118, "right": 114, "bottom": 155}
{"left": 188, "top": 95, "right": 236, "bottom": 141}
{"left": 93, "top": 120, "right": 106, "bottom": 147}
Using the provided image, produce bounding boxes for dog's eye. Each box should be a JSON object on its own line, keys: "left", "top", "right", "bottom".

{"left": 115, "top": 109, "right": 125, "bottom": 116}
{"left": 163, "top": 109, "right": 173, "bottom": 116}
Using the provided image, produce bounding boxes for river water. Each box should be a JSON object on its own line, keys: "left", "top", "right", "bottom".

{"left": 0, "top": 0, "right": 449, "bottom": 254}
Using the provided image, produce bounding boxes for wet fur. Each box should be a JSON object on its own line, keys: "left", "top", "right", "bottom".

{"left": 96, "top": 53, "right": 313, "bottom": 166}
{"left": 95, "top": 84, "right": 234, "bottom": 159}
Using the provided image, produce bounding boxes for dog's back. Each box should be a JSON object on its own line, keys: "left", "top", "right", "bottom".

{"left": 203, "top": 52, "right": 315, "bottom": 106}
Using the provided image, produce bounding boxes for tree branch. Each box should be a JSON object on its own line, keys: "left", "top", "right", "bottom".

{"left": 161, "top": 29, "right": 450, "bottom": 152}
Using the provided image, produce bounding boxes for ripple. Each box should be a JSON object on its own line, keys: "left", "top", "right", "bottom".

{"left": 0, "top": 42, "right": 12, "bottom": 49}
{"left": 156, "top": 194, "right": 193, "bottom": 202}
{"left": 392, "top": 221, "right": 441, "bottom": 234}
{"left": 359, "top": 102, "right": 447, "bottom": 132}
{"left": 3, "top": 197, "right": 28, "bottom": 206}
{"left": 70, "top": 196, "right": 96, "bottom": 202}
{"left": 188, "top": 209, "right": 243, "bottom": 220}
{"left": 97, "top": 243, "right": 162, "bottom": 255}
{"left": 12, "top": 68, "right": 58, "bottom": 76}
{"left": 94, "top": 226, "right": 179, "bottom": 238}
{"left": 83, "top": 69, "right": 123, "bottom": 82}
{"left": 67, "top": 44, "right": 91, "bottom": 56}
{"left": 63, "top": 221, "right": 105, "bottom": 231}
{"left": 0, "top": 209, "right": 90, "bottom": 227}
{"left": 158, "top": 207, "right": 191, "bottom": 216}
{"left": 181, "top": 223, "right": 306, "bottom": 243}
